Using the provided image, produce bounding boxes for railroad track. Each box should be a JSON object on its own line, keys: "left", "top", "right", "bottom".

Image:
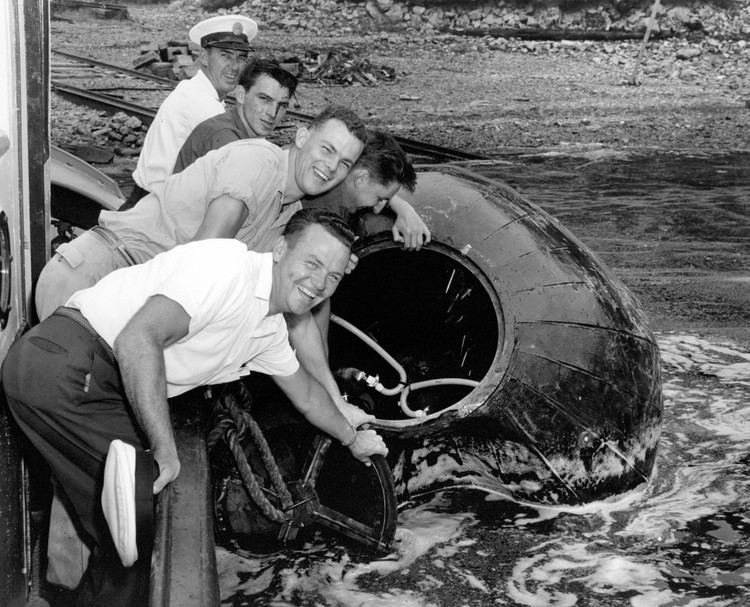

{"left": 52, "top": 0, "right": 129, "bottom": 20}
{"left": 51, "top": 50, "right": 488, "bottom": 163}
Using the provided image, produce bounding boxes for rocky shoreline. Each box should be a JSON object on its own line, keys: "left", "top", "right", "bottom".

{"left": 50, "top": 0, "right": 750, "bottom": 167}
{"left": 192, "top": 0, "right": 750, "bottom": 39}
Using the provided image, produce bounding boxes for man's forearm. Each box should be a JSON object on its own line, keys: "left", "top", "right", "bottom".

{"left": 115, "top": 333, "right": 177, "bottom": 458}
{"left": 387, "top": 193, "right": 411, "bottom": 216}
{"left": 275, "top": 365, "right": 355, "bottom": 444}
{"left": 273, "top": 366, "right": 387, "bottom": 462}
{"left": 112, "top": 295, "right": 191, "bottom": 492}
{"left": 301, "top": 381, "right": 357, "bottom": 445}
{"left": 286, "top": 310, "right": 342, "bottom": 406}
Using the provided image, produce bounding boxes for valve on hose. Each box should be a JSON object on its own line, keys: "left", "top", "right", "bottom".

{"left": 330, "top": 315, "right": 479, "bottom": 419}
{"left": 334, "top": 367, "right": 377, "bottom": 414}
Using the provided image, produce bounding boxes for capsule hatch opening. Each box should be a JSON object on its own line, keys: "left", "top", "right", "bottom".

{"left": 330, "top": 242, "right": 503, "bottom": 422}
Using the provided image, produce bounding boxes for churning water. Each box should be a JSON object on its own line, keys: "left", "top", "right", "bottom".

{"left": 218, "top": 332, "right": 750, "bottom": 607}
{"left": 218, "top": 151, "right": 750, "bottom": 606}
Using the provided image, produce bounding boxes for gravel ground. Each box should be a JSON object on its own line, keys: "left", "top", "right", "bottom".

{"left": 50, "top": 2, "right": 750, "bottom": 165}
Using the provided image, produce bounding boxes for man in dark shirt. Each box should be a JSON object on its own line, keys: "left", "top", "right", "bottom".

{"left": 173, "top": 58, "right": 298, "bottom": 175}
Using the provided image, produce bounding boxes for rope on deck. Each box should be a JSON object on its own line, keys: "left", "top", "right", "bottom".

{"left": 207, "top": 385, "right": 293, "bottom": 524}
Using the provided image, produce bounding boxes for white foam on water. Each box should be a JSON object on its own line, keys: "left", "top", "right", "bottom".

{"left": 660, "top": 333, "right": 750, "bottom": 385}
{"left": 218, "top": 494, "right": 473, "bottom": 605}
{"left": 494, "top": 333, "right": 750, "bottom": 606}
{"left": 505, "top": 550, "right": 578, "bottom": 607}
{"left": 217, "top": 333, "right": 750, "bottom": 605}
{"left": 274, "top": 554, "right": 431, "bottom": 607}
{"left": 505, "top": 537, "right": 743, "bottom": 607}
{"left": 482, "top": 481, "right": 651, "bottom": 535}
{"left": 216, "top": 548, "right": 278, "bottom": 597}
{"left": 498, "top": 497, "right": 674, "bottom": 604}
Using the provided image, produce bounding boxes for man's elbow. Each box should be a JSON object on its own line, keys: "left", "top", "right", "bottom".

{"left": 113, "top": 332, "right": 135, "bottom": 362}
{"left": 113, "top": 327, "right": 151, "bottom": 362}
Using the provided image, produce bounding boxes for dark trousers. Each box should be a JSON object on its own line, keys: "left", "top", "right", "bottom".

{"left": 1, "top": 313, "right": 154, "bottom": 607}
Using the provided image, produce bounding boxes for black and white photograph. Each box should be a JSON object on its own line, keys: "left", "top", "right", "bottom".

{"left": 1, "top": 0, "right": 749, "bottom": 605}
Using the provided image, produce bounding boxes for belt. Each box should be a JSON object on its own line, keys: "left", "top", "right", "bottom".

{"left": 54, "top": 306, "right": 116, "bottom": 366}
{"left": 90, "top": 226, "right": 137, "bottom": 266}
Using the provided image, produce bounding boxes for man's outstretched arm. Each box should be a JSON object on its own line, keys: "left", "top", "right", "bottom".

{"left": 285, "top": 309, "right": 375, "bottom": 430}
{"left": 272, "top": 364, "right": 388, "bottom": 464}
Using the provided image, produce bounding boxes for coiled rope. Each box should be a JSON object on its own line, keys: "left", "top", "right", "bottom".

{"left": 207, "top": 386, "right": 293, "bottom": 524}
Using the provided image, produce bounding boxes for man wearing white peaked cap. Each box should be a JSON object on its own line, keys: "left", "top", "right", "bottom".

{"left": 128, "top": 15, "right": 258, "bottom": 201}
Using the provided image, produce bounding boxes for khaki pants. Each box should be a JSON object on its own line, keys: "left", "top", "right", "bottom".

{"left": 34, "top": 226, "right": 134, "bottom": 321}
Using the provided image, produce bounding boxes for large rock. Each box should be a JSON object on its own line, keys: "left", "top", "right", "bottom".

{"left": 366, "top": 0, "right": 387, "bottom": 22}
{"left": 385, "top": 3, "right": 405, "bottom": 22}
{"left": 676, "top": 46, "right": 703, "bottom": 60}
{"left": 666, "top": 6, "right": 694, "bottom": 25}
{"left": 200, "top": 0, "right": 242, "bottom": 9}
{"left": 538, "top": 7, "right": 562, "bottom": 28}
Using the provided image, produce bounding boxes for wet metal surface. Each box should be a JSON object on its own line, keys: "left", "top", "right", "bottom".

{"left": 347, "top": 165, "right": 662, "bottom": 506}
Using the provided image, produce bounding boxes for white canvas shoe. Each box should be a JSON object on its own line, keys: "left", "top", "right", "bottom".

{"left": 101, "top": 439, "right": 138, "bottom": 567}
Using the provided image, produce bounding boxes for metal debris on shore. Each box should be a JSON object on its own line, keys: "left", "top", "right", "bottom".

{"left": 298, "top": 48, "right": 397, "bottom": 86}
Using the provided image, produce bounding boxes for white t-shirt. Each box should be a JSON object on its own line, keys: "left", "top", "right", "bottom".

{"left": 132, "top": 70, "right": 225, "bottom": 194}
{"left": 66, "top": 239, "right": 299, "bottom": 397}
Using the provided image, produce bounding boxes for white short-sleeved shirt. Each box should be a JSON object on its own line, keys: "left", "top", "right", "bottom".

{"left": 66, "top": 239, "right": 299, "bottom": 397}
{"left": 132, "top": 70, "right": 225, "bottom": 194}
{"left": 101, "top": 139, "right": 301, "bottom": 263}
